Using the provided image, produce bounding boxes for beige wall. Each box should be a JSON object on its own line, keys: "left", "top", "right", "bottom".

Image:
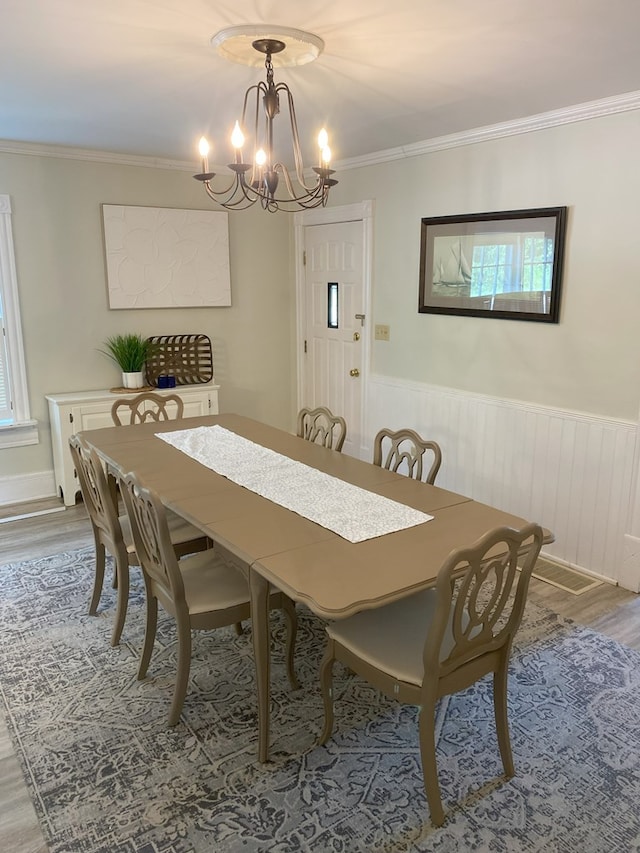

{"left": 3, "top": 106, "right": 640, "bottom": 494}
{"left": 328, "top": 109, "right": 640, "bottom": 422}
{"left": 0, "top": 151, "right": 295, "bottom": 480}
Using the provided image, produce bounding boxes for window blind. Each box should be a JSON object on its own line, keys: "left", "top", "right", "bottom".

{"left": 0, "top": 292, "right": 11, "bottom": 422}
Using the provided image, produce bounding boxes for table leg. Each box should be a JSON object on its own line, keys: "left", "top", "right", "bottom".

{"left": 249, "top": 567, "right": 271, "bottom": 763}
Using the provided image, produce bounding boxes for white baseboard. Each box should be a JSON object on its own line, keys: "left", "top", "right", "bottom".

{"left": 620, "top": 535, "right": 640, "bottom": 593}
{"left": 0, "top": 470, "right": 57, "bottom": 506}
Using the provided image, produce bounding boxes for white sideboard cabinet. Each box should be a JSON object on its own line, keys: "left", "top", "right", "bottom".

{"left": 46, "top": 385, "right": 220, "bottom": 506}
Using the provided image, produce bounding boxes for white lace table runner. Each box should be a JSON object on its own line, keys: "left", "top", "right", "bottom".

{"left": 157, "top": 425, "right": 433, "bottom": 543}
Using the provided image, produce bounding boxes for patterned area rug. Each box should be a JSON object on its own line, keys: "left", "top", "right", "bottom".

{"left": 2, "top": 547, "right": 640, "bottom": 852}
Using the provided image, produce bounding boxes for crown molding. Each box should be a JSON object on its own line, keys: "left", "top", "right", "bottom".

{"left": 335, "top": 90, "right": 640, "bottom": 172}
{"left": 0, "top": 89, "right": 638, "bottom": 173}
{"left": 0, "top": 139, "right": 191, "bottom": 171}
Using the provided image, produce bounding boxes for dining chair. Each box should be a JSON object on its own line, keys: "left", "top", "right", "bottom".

{"left": 319, "top": 522, "right": 544, "bottom": 827}
{"left": 69, "top": 434, "right": 209, "bottom": 646}
{"left": 373, "top": 427, "right": 442, "bottom": 485}
{"left": 297, "top": 406, "right": 347, "bottom": 452}
{"left": 111, "top": 384, "right": 215, "bottom": 573}
{"left": 118, "top": 469, "right": 299, "bottom": 726}
{"left": 111, "top": 391, "right": 184, "bottom": 426}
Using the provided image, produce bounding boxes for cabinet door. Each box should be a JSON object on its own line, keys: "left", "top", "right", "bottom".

{"left": 72, "top": 403, "right": 117, "bottom": 431}
{"left": 180, "top": 393, "right": 211, "bottom": 418}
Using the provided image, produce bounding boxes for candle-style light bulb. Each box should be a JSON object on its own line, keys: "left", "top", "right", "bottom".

{"left": 231, "top": 121, "right": 245, "bottom": 163}
{"left": 255, "top": 148, "right": 267, "bottom": 168}
{"left": 198, "top": 136, "right": 210, "bottom": 173}
{"left": 317, "top": 128, "right": 329, "bottom": 166}
{"left": 321, "top": 145, "right": 332, "bottom": 166}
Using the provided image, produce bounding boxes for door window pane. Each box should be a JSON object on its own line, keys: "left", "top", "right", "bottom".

{"left": 327, "top": 282, "right": 339, "bottom": 329}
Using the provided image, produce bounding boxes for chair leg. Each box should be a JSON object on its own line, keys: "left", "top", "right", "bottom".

{"left": 318, "top": 640, "right": 336, "bottom": 745}
{"left": 494, "top": 662, "right": 515, "bottom": 778}
{"left": 168, "top": 619, "right": 192, "bottom": 726}
{"left": 234, "top": 622, "right": 243, "bottom": 636}
{"left": 111, "top": 552, "right": 130, "bottom": 647}
{"left": 418, "top": 700, "right": 446, "bottom": 828}
{"left": 107, "top": 476, "right": 121, "bottom": 593}
{"left": 89, "top": 537, "right": 105, "bottom": 615}
{"left": 138, "top": 593, "right": 158, "bottom": 680}
{"left": 280, "top": 595, "right": 299, "bottom": 690}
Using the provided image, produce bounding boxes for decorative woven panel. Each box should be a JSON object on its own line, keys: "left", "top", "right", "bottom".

{"left": 145, "top": 335, "right": 213, "bottom": 386}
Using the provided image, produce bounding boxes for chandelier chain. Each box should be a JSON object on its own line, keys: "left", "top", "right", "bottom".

{"left": 265, "top": 53, "right": 274, "bottom": 88}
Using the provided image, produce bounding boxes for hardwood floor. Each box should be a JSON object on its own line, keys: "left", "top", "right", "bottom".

{"left": 0, "top": 498, "right": 94, "bottom": 853}
{"left": 1, "top": 497, "right": 639, "bottom": 852}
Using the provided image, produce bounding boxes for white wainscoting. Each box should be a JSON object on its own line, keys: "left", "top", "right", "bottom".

{"left": 365, "top": 375, "right": 638, "bottom": 585}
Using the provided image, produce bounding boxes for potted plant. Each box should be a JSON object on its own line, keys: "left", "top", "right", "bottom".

{"left": 100, "top": 334, "right": 153, "bottom": 389}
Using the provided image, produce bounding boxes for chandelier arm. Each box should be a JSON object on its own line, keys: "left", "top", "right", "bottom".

{"left": 202, "top": 179, "right": 244, "bottom": 208}
{"left": 252, "top": 188, "right": 328, "bottom": 212}
{"left": 237, "top": 172, "right": 263, "bottom": 206}
{"left": 203, "top": 173, "right": 242, "bottom": 197}
{"left": 269, "top": 165, "right": 329, "bottom": 205}
{"left": 277, "top": 84, "right": 314, "bottom": 188}
{"left": 242, "top": 82, "right": 267, "bottom": 186}
{"left": 251, "top": 89, "right": 261, "bottom": 186}
{"left": 273, "top": 162, "right": 315, "bottom": 201}
{"left": 201, "top": 173, "right": 256, "bottom": 209}
{"left": 212, "top": 193, "right": 257, "bottom": 211}
{"left": 241, "top": 184, "right": 326, "bottom": 210}
{"left": 242, "top": 81, "right": 265, "bottom": 139}
{"left": 277, "top": 163, "right": 297, "bottom": 199}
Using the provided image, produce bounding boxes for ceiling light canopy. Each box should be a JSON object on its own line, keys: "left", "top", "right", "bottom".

{"left": 194, "top": 26, "right": 337, "bottom": 213}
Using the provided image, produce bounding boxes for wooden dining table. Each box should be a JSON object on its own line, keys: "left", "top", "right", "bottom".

{"left": 78, "top": 412, "right": 552, "bottom": 762}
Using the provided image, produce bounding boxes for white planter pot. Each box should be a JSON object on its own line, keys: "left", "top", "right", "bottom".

{"left": 122, "top": 371, "right": 145, "bottom": 389}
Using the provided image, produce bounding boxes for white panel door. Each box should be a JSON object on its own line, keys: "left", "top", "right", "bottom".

{"left": 302, "top": 220, "right": 364, "bottom": 456}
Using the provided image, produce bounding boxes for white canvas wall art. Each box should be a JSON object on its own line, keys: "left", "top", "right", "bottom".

{"left": 102, "top": 204, "right": 231, "bottom": 309}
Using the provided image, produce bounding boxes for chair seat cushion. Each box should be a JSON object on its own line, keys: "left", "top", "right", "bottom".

{"left": 180, "top": 550, "right": 251, "bottom": 615}
{"left": 118, "top": 511, "right": 206, "bottom": 556}
{"left": 117, "top": 513, "right": 137, "bottom": 555}
{"left": 165, "top": 510, "right": 208, "bottom": 548}
{"left": 326, "top": 589, "right": 439, "bottom": 686}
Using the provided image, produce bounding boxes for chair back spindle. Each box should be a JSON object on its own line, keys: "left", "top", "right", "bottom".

{"left": 373, "top": 427, "right": 442, "bottom": 484}
{"left": 297, "top": 406, "right": 347, "bottom": 452}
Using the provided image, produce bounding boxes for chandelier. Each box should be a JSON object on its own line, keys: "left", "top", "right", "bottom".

{"left": 194, "top": 27, "right": 337, "bottom": 213}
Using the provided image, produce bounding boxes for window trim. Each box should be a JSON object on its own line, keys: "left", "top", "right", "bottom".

{"left": 0, "top": 194, "right": 37, "bottom": 447}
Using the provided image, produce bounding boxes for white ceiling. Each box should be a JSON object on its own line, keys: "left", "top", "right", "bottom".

{"left": 2, "top": 0, "right": 640, "bottom": 166}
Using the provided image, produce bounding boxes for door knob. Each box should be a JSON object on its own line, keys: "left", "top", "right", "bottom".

{"left": 349, "top": 368, "right": 360, "bottom": 377}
